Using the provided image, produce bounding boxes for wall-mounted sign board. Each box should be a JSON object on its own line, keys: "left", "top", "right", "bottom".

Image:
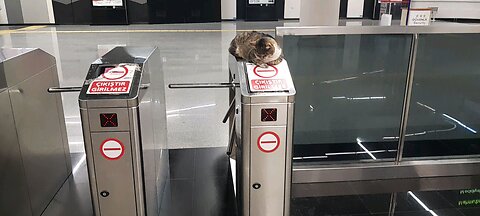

{"left": 92, "top": 0, "right": 123, "bottom": 7}
{"left": 249, "top": 0, "right": 275, "bottom": 5}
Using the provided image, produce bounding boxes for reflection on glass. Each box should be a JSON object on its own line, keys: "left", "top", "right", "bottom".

{"left": 284, "top": 34, "right": 412, "bottom": 163}
{"left": 291, "top": 188, "right": 480, "bottom": 216}
{"left": 403, "top": 34, "right": 480, "bottom": 159}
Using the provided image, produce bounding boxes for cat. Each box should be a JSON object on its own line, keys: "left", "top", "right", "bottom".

{"left": 229, "top": 31, "right": 283, "bottom": 68}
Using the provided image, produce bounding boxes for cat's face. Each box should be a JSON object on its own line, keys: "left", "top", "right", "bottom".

{"left": 255, "top": 37, "right": 277, "bottom": 59}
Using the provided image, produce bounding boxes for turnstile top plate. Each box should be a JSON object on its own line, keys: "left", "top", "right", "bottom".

{"left": 228, "top": 55, "right": 296, "bottom": 104}
{"left": 79, "top": 47, "right": 157, "bottom": 108}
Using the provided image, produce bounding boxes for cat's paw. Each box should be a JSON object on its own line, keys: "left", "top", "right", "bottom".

{"left": 269, "top": 58, "right": 283, "bottom": 65}
{"left": 258, "top": 64, "right": 269, "bottom": 68}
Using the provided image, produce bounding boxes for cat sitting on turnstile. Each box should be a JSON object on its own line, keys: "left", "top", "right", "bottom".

{"left": 229, "top": 31, "right": 283, "bottom": 68}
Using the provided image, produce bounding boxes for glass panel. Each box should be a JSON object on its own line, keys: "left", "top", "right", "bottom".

{"left": 283, "top": 34, "right": 412, "bottom": 163}
{"left": 403, "top": 34, "right": 480, "bottom": 159}
{"left": 291, "top": 188, "right": 480, "bottom": 215}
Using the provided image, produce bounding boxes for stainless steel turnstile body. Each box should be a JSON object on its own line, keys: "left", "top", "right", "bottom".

{"left": 79, "top": 47, "right": 168, "bottom": 216}
{"left": 229, "top": 55, "right": 296, "bottom": 216}
{"left": 0, "top": 48, "right": 71, "bottom": 216}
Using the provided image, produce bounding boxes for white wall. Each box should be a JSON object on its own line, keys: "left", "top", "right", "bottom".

{"left": 20, "top": 0, "right": 55, "bottom": 23}
{"left": 285, "top": 0, "right": 300, "bottom": 19}
{"left": 411, "top": 0, "right": 480, "bottom": 19}
{"left": 0, "top": 0, "right": 8, "bottom": 24}
{"left": 347, "top": 0, "right": 365, "bottom": 18}
{"left": 222, "top": 0, "right": 236, "bottom": 20}
{"left": 300, "top": 0, "right": 340, "bottom": 26}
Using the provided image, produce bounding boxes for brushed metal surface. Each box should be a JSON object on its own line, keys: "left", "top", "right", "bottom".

{"left": 250, "top": 127, "right": 287, "bottom": 216}
{"left": 91, "top": 132, "right": 137, "bottom": 216}
{"left": 9, "top": 66, "right": 70, "bottom": 216}
{"left": 79, "top": 47, "right": 168, "bottom": 216}
{"left": 129, "top": 107, "right": 146, "bottom": 216}
{"left": 0, "top": 91, "right": 32, "bottom": 216}
{"left": 2, "top": 49, "right": 55, "bottom": 87}
{"left": 293, "top": 158, "right": 480, "bottom": 184}
{"left": 231, "top": 56, "right": 295, "bottom": 216}
{"left": 395, "top": 34, "right": 418, "bottom": 164}
{"left": 80, "top": 108, "right": 101, "bottom": 215}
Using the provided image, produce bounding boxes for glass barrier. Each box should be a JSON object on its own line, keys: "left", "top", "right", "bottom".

{"left": 292, "top": 187, "right": 480, "bottom": 215}
{"left": 283, "top": 34, "right": 413, "bottom": 163}
{"left": 403, "top": 34, "right": 480, "bottom": 159}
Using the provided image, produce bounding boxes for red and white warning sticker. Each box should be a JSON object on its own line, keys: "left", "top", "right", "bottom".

{"left": 251, "top": 79, "right": 288, "bottom": 91}
{"left": 257, "top": 131, "right": 280, "bottom": 153}
{"left": 87, "top": 64, "right": 138, "bottom": 95}
{"left": 100, "top": 138, "right": 125, "bottom": 160}
{"left": 253, "top": 65, "right": 278, "bottom": 78}
{"left": 246, "top": 60, "right": 293, "bottom": 92}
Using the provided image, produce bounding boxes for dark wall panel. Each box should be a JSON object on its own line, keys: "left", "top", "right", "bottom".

{"left": 52, "top": 0, "right": 74, "bottom": 24}
{"left": 72, "top": 0, "right": 92, "bottom": 24}
{"left": 243, "top": 0, "right": 284, "bottom": 21}
{"left": 149, "top": 0, "right": 220, "bottom": 24}
{"left": 4, "top": 0, "right": 24, "bottom": 24}
{"left": 340, "top": 0, "right": 348, "bottom": 18}
{"left": 236, "top": 0, "right": 246, "bottom": 20}
{"left": 275, "top": 0, "right": 285, "bottom": 20}
{"left": 128, "top": 0, "right": 149, "bottom": 23}
{"left": 363, "top": 0, "right": 375, "bottom": 19}
{"left": 186, "top": 0, "right": 221, "bottom": 23}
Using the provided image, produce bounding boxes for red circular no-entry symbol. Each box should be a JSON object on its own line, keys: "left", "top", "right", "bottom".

{"left": 257, "top": 131, "right": 280, "bottom": 153}
{"left": 253, "top": 65, "right": 278, "bottom": 78}
{"left": 100, "top": 138, "right": 125, "bottom": 160}
{"left": 102, "top": 66, "right": 129, "bottom": 80}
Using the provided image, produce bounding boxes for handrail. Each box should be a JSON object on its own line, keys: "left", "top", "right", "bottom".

{"left": 276, "top": 25, "right": 480, "bottom": 36}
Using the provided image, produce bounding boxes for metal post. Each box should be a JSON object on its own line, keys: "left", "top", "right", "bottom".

{"left": 229, "top": 55, "right": 296, "bottom": 216}
{"left": 395, "top": 34, "right": 419, "bottom": 164}
{"left": 78, "top": 47, "right": 168, "bottom": 216}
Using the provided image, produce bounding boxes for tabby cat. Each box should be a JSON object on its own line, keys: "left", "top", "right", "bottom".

{"left": 229, "top": 31, "right": 283, "bottom": 68}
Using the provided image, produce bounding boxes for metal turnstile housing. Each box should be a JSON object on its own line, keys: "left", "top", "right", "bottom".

{"left": 229, "top": 55, "right": 296, "bottom": 216}
{"left": 0, "top": 48, "right": 71, "bottom": 216}
{"left": 79, "top": 47, "right": 168, "bottom": 216}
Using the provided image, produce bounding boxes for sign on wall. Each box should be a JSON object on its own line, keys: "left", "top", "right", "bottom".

{"left": 408, "top": 9, "right": 432, "bottom": 26}
{"left": 92, "top": 0, "right": 123, "bottom": 7}
{"left": 249, "top": 0, "right": 275, "bottom": 5}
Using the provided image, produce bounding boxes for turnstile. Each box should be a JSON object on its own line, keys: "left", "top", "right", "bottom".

{"left": 78, "top": 47, "right": 169, "bottom": 216}
{"left": 229, "top": 56, "right": 295, "bottom": 216}
{"left": 169, "top": 55, "right": 295, "bottom": 216}
{"left": 1, "top": 48, "right": 71, "bottom": 216}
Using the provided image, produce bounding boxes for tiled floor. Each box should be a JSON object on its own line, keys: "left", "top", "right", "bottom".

{"left": 41, "top": 148, "right": 236, "bottom": 216}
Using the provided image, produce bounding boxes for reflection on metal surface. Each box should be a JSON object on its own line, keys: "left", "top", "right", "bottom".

{"left": 167, "top": 114, "right": 181, "bottom": 118}
{"left": 408, "top": 191, "right": 438, "bottom": 216}
{"left": 293, "top": 156, "right": 329, "bottom": 160}
{"left": 443, "top": 114, "right": 477, "bottom": 134}
{"left": 166, "top": 104, "right": 216, "bottom": 114}
{"left": 356, "top": 138, "right": 377, "bottom": 160}
{"left": 73, "top": 154, "right": 87, "bottom": 175}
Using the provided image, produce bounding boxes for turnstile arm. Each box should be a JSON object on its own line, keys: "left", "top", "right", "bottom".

{"left": 168, "top": 82, "right": 239, "bottom": 89}
{"left": 47, "top": 86, "right": 82, "bottom": 93}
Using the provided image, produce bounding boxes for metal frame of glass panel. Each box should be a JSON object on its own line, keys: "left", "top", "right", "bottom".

{"left": 276, "top": 25, "right": 480, "bottom": 197}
